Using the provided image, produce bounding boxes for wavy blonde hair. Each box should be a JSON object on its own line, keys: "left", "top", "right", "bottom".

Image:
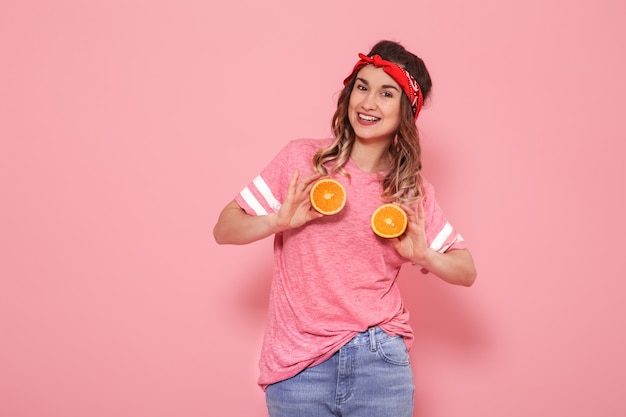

{"left": 312, "top": 40, "right": 432, "bottom": 205}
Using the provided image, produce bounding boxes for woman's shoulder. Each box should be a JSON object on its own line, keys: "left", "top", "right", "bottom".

{"left": 267, "top": 138, "right": 333, "bottom": 168}
{"left": 418, "top": 176, "right": 437, "bottom": 206}
{"left": 280, "top": 138, "right": 334, "bottom": 157}
{"left": 421, "top": 176, "right": 434, "bottom": 193}
{"left": 286, "top": 137, "right": 333, "bottom": 149}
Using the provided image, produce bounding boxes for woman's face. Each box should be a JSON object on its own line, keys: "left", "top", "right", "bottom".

{"left": 348, "top": 64, "right": 402, "bottom": 145}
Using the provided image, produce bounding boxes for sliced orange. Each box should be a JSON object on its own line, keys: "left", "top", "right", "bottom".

{"left": 310, "top": 178, "right": 347, "bottom": 215}
{"left": 371, "top": 204, "right": 408, "bottom": 238}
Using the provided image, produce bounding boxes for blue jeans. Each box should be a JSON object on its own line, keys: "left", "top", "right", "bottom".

{"left": 265, "top": 327, "right": 414, "bottom": 417}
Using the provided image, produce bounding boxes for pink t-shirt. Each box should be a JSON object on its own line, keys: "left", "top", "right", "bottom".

{"left": 235, "top": 138, "right": 466, "bottom": 389}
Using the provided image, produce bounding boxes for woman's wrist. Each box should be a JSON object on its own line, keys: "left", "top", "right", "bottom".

{"left": 268, "top": 213, "right": 290, "bottom": 235}
{"left": 411, "top": 247, "right": 435, "bottom": 268}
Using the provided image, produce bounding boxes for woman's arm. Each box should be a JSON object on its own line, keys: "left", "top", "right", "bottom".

{"left": 213, "top": 170, "right": 323, "bottom": 245}
{"left": 394, "top": 200, "right": 477, "bottom": 286}
{"left": 414, "top": 248, "right": 477, "bottom": 287}
{"left": 213, "top": 200, "right": 282, "bottom": 245}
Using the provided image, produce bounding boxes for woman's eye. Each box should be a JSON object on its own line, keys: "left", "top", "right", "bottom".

{"left": 382, "top": 91, "right": 393, "bottom": 98}
{"left": 356, "top": 84, "right": 367, "bottom": 91}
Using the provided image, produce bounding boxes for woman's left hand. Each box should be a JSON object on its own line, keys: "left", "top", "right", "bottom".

{"left": 392, "top": 200, "right": 429, "bottom": 265}
{"left": 392, "top": 199, "right": 477, "bottom": 286}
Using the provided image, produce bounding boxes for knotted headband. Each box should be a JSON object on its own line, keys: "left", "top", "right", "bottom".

{"left": 343, "top": 53, "right": 423, "bottom": 120}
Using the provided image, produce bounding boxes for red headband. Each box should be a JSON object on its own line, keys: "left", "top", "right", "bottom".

{"left": 343, "top": 53, "right": 423, "bottom": 120}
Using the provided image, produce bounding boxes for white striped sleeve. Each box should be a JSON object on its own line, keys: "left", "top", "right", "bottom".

{"left": 240, "top": 186, "right": 268, "bottom": 215}
{"left": 253, "top": 175, "right": 282, "bottom": 212}
{"left": 439, "top": 234, "right": 464, "bottom": 252}
{"left": 429, "top": 222, "right": 454, "bottom": 253}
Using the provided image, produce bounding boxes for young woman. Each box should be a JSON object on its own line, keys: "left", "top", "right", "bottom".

{"left": 213, "top": 40, "right": 476, "bottom": 417}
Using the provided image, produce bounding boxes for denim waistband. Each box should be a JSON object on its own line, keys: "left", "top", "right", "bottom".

{"left": 342, "top": 326, "right": 398, "bottom": 351}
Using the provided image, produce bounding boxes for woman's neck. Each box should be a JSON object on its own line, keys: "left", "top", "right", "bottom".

{"left": 350, "top": 140, "right": 392, "bottom": 173}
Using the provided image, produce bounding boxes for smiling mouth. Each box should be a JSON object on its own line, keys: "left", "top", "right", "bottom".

{"left": 358, "top": 113, "right": 380, "bottom": 122}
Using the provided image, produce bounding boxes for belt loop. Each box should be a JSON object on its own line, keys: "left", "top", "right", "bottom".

{"left": 368, "top": 327, "right": 377, "bottom": 352}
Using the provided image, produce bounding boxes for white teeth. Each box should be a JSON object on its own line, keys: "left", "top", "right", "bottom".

{"left": 359, "top": 114, "right": 379, "bottom": 121}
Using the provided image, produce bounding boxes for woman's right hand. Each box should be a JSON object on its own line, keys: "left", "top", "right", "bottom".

{"left": 213, "top": 170, "right": 324, "bottom": 245}
{"left": 275, "top": 170, "right": 324, "bottom": 231}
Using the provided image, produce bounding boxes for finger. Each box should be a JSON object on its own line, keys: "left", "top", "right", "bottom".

{"left": 308, "top": 208, "right": 325, "bottom": 220}
{"left": 301, "top": 172, "right": 323, "bottom": 193}
{"left": 399, "top": 203, "right": 417, "bottom": 224}
{"left": 303, "top": 172, "right": 323, "bottom": 186}
{"left": 285, "top": 170, "right": 300, "bottom": 197}
{"left": 416, "top": 199, "right": 425, "bottom": 223}
{"left": 292, "top": 169, "right": 301, "bottom": 183}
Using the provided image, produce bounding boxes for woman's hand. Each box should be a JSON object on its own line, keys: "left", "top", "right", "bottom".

{"left": 392, "top": 200, "right": 429, "bottom": 265}
{"left": 213, "top": 170, "right": 323, "bottom": 245}
{"left": 392, "top": 200, "right": 477, "bottom": 286}
{"left": 275, "top": 170, "right": 324, "bottom": 232}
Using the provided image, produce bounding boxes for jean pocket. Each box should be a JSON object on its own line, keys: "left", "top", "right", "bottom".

{"left": 377, "top": 336, "right": 410, "bottom": 366}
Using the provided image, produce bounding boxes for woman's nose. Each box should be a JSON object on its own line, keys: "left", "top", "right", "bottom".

{"left": 362, "top": 92, "right": 377, "bottom": 109}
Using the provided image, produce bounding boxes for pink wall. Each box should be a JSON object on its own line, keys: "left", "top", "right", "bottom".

{"left": 2, "top": 1, "right": 625, "bottom": 416}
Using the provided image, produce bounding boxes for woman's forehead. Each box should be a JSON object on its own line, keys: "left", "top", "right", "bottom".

{"left": 355, "top": 65, "right": 400, "bottom": 88}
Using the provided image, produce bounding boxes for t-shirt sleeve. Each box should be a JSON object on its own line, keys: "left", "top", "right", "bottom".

{"left": 234, "top": 141, "right": 295, "bottom": 216}
{"left": 421, "top": 181, "right": 467, "bottom": 252}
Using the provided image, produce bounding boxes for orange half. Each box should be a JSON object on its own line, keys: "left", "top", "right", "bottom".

{"left": 310, "top": 178, "right": 346, "bottom": 215}
{"left": 371, "top": 204, "right": 408, "bottom": 238}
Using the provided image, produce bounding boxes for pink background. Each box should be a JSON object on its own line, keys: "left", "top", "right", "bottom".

{"left": 2, "top": 1, "right": 625, "bottom": 416}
